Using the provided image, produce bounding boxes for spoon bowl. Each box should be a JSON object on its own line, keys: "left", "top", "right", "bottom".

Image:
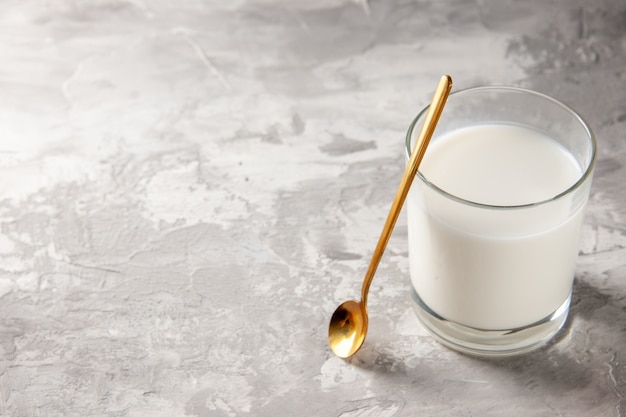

{"left": 328, "top": 300, "right": 368, "bottom": 358}
{"left": 328, "top": 75, "right": 453, "bottom": 358}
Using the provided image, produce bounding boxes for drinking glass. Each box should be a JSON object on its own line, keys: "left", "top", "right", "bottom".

{"left": 405, "top": 86, "right": 596, "bottom": 356}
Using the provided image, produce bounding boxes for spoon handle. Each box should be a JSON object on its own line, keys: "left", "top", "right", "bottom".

{"left": 360, "top": 75, "right": 453, "bottom": 306}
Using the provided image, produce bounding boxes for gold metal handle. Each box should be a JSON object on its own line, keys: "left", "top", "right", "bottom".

{"left": 360, "top": 75, "right": 453, "bottom": 306}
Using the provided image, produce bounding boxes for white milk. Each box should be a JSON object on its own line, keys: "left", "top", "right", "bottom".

{"left": 408, "top": 124, "right": 584, "bottom": 330}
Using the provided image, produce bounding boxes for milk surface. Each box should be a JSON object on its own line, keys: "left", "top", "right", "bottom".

{"left": 408, "top": 124, "right": 584, "bottom": 330}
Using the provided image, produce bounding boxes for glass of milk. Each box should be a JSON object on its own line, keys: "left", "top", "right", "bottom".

{"left": 405, "top": 86, "right": 596, "bottom": 356}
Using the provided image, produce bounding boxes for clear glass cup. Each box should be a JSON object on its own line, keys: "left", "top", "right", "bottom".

{"left": 405, "top": 86, "right": 596, "bottom": 356}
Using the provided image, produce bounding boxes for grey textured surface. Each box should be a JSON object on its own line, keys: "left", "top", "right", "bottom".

{"left": 0, "top": 0, "right": 625, "bottom": 416}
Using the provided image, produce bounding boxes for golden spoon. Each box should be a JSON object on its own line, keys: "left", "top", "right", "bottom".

{"left": 328, "top": 75, "right": 453, "bottom": 358}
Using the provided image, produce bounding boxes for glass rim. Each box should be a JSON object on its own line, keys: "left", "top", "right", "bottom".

{"left": 405, "top": 85, "right": 597, "bottom": 210}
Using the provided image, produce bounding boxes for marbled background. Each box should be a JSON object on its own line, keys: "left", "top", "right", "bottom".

{"left": 0, "top": 0, "right": 625, "bottom": 416}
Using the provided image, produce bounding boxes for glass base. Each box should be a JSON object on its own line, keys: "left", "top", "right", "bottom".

{"left": 412, "top": 289, "right": 571, "bottom": 357}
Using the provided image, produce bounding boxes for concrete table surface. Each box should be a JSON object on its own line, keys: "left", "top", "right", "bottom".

{"left": 0, "top": 0, "right": 624, "bottom": 416}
